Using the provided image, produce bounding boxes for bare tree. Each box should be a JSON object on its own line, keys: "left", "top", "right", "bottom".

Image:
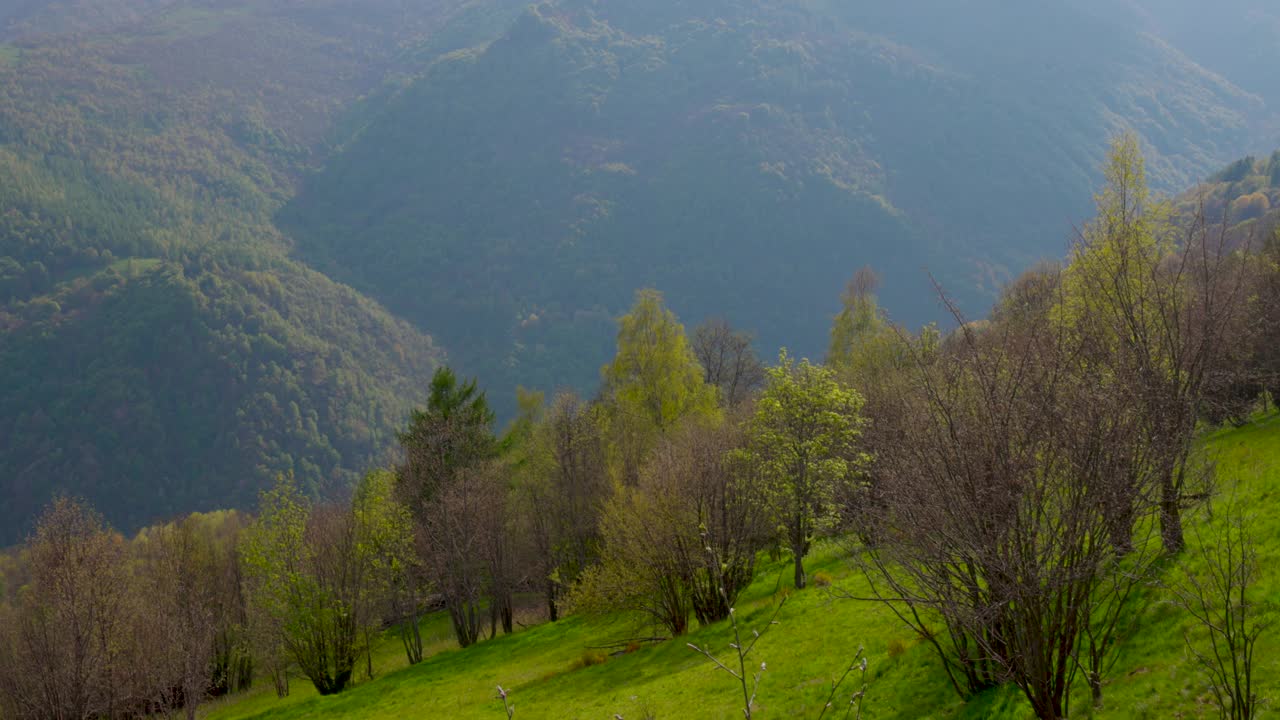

{"left": 859, "top": 282, "right": 1161, "bottom": 718}
{"left": 417, "top": 460, "right": 509, "bottom": 647}
{"left": 0, "top": 497, "right": 130, "bottom": 720}
{"left": 1168, "top": 498, "right": 1271, "bottom": 720}
{"left": 133, "top": 517, "right": 224, "bottom": 719}
{"left": 649, "top": 414, "right": 769, "bottom": 624}
{"left": 693, "top": 318, "right": 766, "bottom": 407}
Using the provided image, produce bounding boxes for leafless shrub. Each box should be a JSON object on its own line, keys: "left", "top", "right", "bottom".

{"left": 1168, "top": 497, "right": 1272, "bottom": 720}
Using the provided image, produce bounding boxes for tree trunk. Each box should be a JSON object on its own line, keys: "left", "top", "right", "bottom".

{"left": 793, "top": 545, "right": 806, "bottom": 589}
{"left": 547, "top": 578, "right": 559, "bottom": 622}
{"left": 1160, "top": 472, "right": 1185, "bottom": 553}
{"left": 273, "top": 670, "right": 289, "bottom": 698}
{"left": 401, "top": 610, "right": 424, "bottom": 665}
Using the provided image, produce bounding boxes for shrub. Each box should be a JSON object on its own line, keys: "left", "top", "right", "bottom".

{"left": 579, "top": 650, "right": 608, "bottom": 668}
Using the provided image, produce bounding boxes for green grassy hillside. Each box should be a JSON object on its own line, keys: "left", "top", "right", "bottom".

{"left": 201, "top": 413, "right": 1280, "bottom": 720}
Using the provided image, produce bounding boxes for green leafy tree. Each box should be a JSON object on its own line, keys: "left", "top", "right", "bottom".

{"left": 602, "top": 289, "right": 718, "bottom": 483}
{"left": 351, "top": 470, "right": 416, "bottom": 668}
{"left": 513, "top": 390, "right": 610, "bottom": 622}
{"left": 828, "top": 267, "right": 899, "bottom": 385}
{"left": 239, "top": 476, "right": 309, "bottom": 697}
{"left": 397, "top": 366, "right": 498, "bottom": 506}
{"left": 741, "top": 352, "right": 868, "bottom": 589}
{"left": 241, "top": 473, "right": 409, "bottom": 695}
{"left": 1061, "top": 133, "right": 1248, "bottom": 553}
{"left": 396, "top": 367, "right": 507, "bottom": 648}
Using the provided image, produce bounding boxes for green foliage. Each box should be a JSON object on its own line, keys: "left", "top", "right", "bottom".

{"left": 741, "top": 351, "right": 868, "bottom": 588}
{"left": 599, "top": 289, "right": 718, "bottom": 484}
{"left": 241, "top": 472, "right": 412, "bottom": 696}
{"left": 0, "top": 254, "right": 440, "bottom": 542}
{"left": 0, "top": 1, "right": 480, "bottom": 542}
{"left": 193, "top": 415, "right": 1280, "bottom": 720}
{"left": 352, "top": 469, "right": 415, "bottom": 612}
{"left": 396, "top": 366, "right": 498, "bottom": 505}
{"left": 1060, "top": 133, "right": 1174, "bottom": 345}
{"left": 826, "top": 269, "right": 905, "bottom": 391}
{"left": 603, "top": 289, "right": 718, "bottom": 432}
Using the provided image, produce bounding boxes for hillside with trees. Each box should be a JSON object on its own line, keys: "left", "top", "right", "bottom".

{"left": 0, "top": 0, "right": 1277, "bottom": 544}
{"left": 0, "top": 0, "right": 533, "bottom": 540}
{"left": 2, "top": 139, "right": 1278, "bottom": 719}
{"left": 285, "top": 0, "right": 1277, "bottom": 408}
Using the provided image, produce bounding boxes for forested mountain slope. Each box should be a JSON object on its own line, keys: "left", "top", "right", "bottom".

{"left": 287, "top": 0, "right": 1277, "bottom": 408}
{"left": 0, "top": 1, "right": 530, "bottom": 542}
{"left": 1, "top": 0, "right": 1278, "bottom": 541}
{"left": 1118, "top": 0, "right": 1280, "bottom": 108}
{"left": 1179, "top": 151, "right": 1280, "bottom": 240}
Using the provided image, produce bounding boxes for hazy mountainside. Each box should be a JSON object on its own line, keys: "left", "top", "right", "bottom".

{"left": 287, "top": 0, "right": 1276, "bottom": 411}
{"left": 1118, "top": 0, "right": 1280, "bottom": 108}
{"left": 1, "top": 0, "right": 1277, "bottom": 541}
{"left": 0, "top": 1, "right": 531, "bottom": 542}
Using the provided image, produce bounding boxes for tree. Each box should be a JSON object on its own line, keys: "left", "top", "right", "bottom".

{"left": 516, "top": 391, "right": 610, "bottom": 622}
{"left": 1253, "top": 229, "right": 1280, "bottom": 405}
{"left": 573, "top": 414, "right": 769, "bottom": 635}
{"left": 824, "top": 268, "right": 917, "bottom": 542}
{"left": 416, "top": 461, "right": 510, "bottom": 647}
{"left": 0, "top": 498, "right": 130, "bottom": 720}
{"left": 350, "top": 471, "right": 416, "bottom": 669}
{"left": 602, "top": 289, "right": 719, "bottom": 484}
{"left": 861, "top": 287, "right": 1162, "bottom": 717}
{"left": 650, "top": 414, "right": 769, "bottom": 624}
{"left": 241, "top": 474, "right": 406, "bottom": 696}
{"left": 397, "top": 366, "right": 498, "bottom": 507}
{"left": 240, "top": 478, "right": 307, "bottom": 697}
{"left": 132, "top": 516, "right": 227, "bottom": 719}
{"left": 1169, "top": 499, "right": 1271, "bottom": 720}
{"left": 1063, "top": 133, "right": 1250, "bottom": 553}
{"left": 692, "top": 317, "right": 766, "bottom": 407}
{"left": 396, "top": 366, "right": 505, "bottom": 648}
{"left": 572, "top": 478, "right": 695, "bottom": 637}
{"left": 741, "top": 351, "right": 867, "bottom": 589}
{"left": 827, "top": 267, "right": 899, "bottom": 387}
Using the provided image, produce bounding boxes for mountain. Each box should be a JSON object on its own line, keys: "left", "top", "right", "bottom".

{"left": 1184, "top": 151, "right": 1280, "bottom": 230}
{"left": 284, "top": 0, "right": 1276, "bottom": 412}
{"left": 0, "top": 1, "right": 531, "bottom": 542}
{"left": 1120, "top": 0, "right": 1280, "bottom": 109}
{"left": 2, "top": 0, "right": 1278, "bottom": 540}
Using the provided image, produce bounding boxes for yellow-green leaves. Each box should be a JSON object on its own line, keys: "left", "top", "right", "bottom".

{"left": 740, "top": 351, "right": 868, "bottom": 588}
{"left": 601, "top": 289, "right": 719, "bottom": 484}
{"left": 603, "top": 289, "right": 719, "bottom": 431}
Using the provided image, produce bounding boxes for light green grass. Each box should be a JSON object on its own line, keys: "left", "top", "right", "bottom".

{"left": 206, "top": 414, "right": 1280, "bottom": 720}
{"left": 0, "top": 44, "right": 19, "bottom": 66}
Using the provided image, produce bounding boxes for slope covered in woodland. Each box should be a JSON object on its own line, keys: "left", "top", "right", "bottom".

{"left": 1, "top": 0, "right": 1278, "bottom": 540}
{"left": 286, "top": 0, "right": 1277, "bottom": 408}
{"left": 0, "top": 0, "right": 531, "bottom": 540}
